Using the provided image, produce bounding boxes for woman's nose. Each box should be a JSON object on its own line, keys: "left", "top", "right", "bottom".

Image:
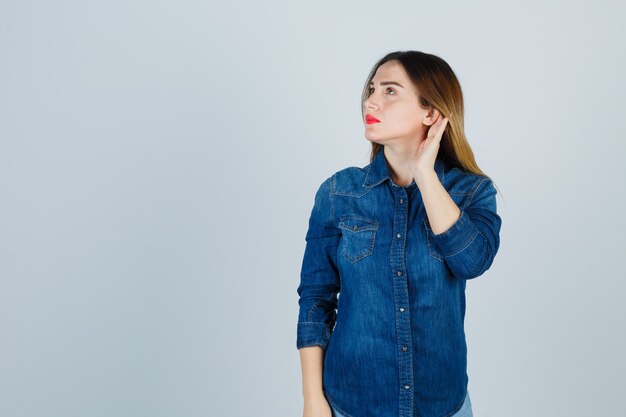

{"left": 365, "top": 98, "right": 379, "bottom": 110}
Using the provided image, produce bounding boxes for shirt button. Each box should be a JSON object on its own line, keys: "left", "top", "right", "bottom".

{"left": 400, "top": 198, "right": 404, "bottom": 204}
{"left": 397, "top": 271, "right": 402, "bottom": 276}
{"left": 353, "top": 225, "right": 359, "bottom": 231}
{"left": 402, "top": 346, "right": 408, "bottom": 351}
{"left": 399, "top": 307, "right": 405, "bottom": 312}
{"left": 396, "top": 233, "right": 401, "bottom": 238}
{"left": 404, "top": 385, "right": 410, "bottom": 389}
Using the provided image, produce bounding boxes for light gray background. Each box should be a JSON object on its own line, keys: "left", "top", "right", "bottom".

{"left": 1, "top": 1, "right": 625, "bottom": 416}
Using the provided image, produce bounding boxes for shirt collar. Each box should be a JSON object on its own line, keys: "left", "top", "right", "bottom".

{"left": 363, "top": 147, "right": 446, "bottom": 188}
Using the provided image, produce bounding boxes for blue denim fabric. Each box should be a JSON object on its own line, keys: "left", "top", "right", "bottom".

{"left": 296, "top": 147, "right": 501, "bottom": 417}
{"left": 329, "top": 389, "right": 472, "bottom": 417}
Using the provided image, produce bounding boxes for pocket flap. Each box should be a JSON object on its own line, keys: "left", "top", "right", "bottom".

{"left": 338, "top": 217, "right": 379, "bottom": 232}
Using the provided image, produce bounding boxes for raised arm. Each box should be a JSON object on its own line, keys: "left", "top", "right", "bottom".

{"left": 429, "top": 177, "right": 502, "bottom": 280}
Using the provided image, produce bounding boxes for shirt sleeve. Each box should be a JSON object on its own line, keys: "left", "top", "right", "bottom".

{"left": 296, "top": 176, "right": 342, "bottom": 350}
{"left": 430, "top": 177, "right": 502, "bottom": 280}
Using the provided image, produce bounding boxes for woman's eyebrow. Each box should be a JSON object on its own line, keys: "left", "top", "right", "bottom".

{"left": 369, "top": 80, "right": 405, "bottom": 88}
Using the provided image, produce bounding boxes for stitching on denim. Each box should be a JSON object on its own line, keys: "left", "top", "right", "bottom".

{"left": 442, "top": 389, "right": 467, "bottom": 417}
{"left": 428, "top": 236, "right": 444, "bottom": 261}
{"left": 362, "top": 160, "right": 374, "bottom": 187}
{"left": 297, "top": 341, "right": 327, "bottom": 350}
{"left": 334, "top": 187, "right": 375, "bottom": 198}
{"left": 423, "top": 220, "right": 444, "bottom": 262}
{"left": 307, "top": 300, "right": 321, "bottom": 322}
{"left": 337, "top": 215, "right": 379, "bottom": 226}
{"left": 466, "top": 178, "right": 488, "bottom": 206}
{"left": 336, "top": 216, "right": 378, "bottom": 263}
{"left": 425, "top": 209, "right": 465, "bottom": 239}
{"left": 341, "top": 228, "right": 376, "bottom": 263}
{"left": 445, "top": 230, "right": 480, "bottom": 258}
{"left": 335, "top": 167, "right": 379, "bottom": 197}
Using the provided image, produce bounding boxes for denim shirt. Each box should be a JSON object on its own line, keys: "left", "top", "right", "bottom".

{"left": 296, "top": 147, "right": 502, "bottom": 417}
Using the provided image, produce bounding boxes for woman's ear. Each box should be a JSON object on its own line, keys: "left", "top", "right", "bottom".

{"left": 423, "top": 108, "right": 441, "bottom": 126}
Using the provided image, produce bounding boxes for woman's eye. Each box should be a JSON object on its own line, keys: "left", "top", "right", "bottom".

{"left": 368, "top": 87, "right": 396, "bottom": 95}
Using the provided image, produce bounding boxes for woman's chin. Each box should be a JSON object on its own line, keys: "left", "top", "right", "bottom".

{"left": 364, "top": 131, "right": 388, "bottom": 145}
{"left": 364, "top": 131, "right": 381, "bottom": 142}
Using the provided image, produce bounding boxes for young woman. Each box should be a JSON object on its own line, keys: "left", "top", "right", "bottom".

{"left": 296, "top": 50, "right": 502, "bottom": 417}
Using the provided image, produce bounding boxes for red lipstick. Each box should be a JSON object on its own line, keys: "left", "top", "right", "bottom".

{"left": 365, "top": 114, "right": 380, "bottom": 124}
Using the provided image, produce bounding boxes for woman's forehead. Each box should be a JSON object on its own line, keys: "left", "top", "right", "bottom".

{"left": 372, "top": 62, "right": 410, "bottom": 84}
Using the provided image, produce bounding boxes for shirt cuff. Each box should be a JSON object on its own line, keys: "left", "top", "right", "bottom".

{"left": 296, "top": 322, "right": 331, "bottom": 350}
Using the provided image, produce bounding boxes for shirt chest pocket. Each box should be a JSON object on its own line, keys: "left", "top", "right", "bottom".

{"left": 338, "top": 217, "right": 379, "bottom": 263}
{"left": 423, "top": 218, "right": 445, "bottom": 262}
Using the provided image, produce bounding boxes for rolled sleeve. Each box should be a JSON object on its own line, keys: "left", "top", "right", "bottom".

{"left": 296, "top": 176, "right": 342, "bottom": 350}
{"left": 431, "top": 178, "right": 502, "bottom": 280}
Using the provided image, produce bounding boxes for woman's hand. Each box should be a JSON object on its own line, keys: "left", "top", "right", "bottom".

{"left": 303, "top": 394, "right": 333, "bottom": 417}
{"left": 409, "top": 112, "right": 449, "bottom": 184}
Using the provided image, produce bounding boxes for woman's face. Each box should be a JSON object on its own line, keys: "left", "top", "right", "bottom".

{"left": 363, "top": 60, "right": 436, "bottom": 145}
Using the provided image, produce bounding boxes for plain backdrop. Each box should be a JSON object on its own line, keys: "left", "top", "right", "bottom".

{"left": 1, "top": 1, "right": 625, "bottom": 416}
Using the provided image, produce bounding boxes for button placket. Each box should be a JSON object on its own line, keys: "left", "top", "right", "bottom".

{"left": 390, "top": 185, "right": 414, "bottom": 414}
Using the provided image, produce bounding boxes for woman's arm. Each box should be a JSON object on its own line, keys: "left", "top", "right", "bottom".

{"left": 300, "top": 346, "right": 332, "bottom": 417}
{"left": 299, "top": 346, "right": 333, "bottom": 417}
{"left": 420, "top": 174, "right": 502, "bottom": 279}
{"left": 299, "top": 346, "right": 325, "bottom": 400}
{"left": 296, "top": 176, "right": 341, "bottom": 350}
{"left": 296, "top": 176, "right": 340, "bottom": 416}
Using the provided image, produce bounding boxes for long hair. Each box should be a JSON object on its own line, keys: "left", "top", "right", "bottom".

{"left": 361, "top": 50, "right": 502, "bottom": 195}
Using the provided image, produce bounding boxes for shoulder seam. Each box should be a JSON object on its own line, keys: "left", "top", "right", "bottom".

{"left": 467, "top": 177, "right": 489, "bottom": 205}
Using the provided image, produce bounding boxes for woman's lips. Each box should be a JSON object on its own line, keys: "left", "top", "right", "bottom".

{"left": 366, "top": 115, "right": 380, "bottom": 124}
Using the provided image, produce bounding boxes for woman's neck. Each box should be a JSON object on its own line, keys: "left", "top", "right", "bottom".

{"left": 383, "top": 146, "right": 416, "bottom": 186}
